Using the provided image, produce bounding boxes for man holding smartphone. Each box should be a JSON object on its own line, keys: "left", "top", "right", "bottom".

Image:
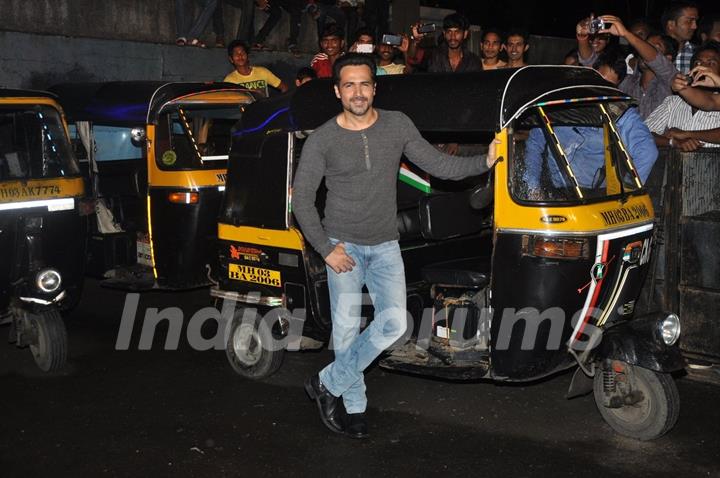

{"left": 408, "top": 13, "right": 481, "bottom": 73}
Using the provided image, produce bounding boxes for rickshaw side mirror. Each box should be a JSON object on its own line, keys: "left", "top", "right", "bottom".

{"left": 130, "top": 127, "right": 147, "bottom": 147}
{"left": 469, "top": 185, "right": 493, "bottom": 210}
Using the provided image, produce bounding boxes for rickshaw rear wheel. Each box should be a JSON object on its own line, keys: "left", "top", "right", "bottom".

{"left": 593, "top": 363, "right": 679, "bottom": 441}
{"left": 225, "top": 310, "right": 284, "bottom": 379}
{"left": 27, "top": 309, "right": 68, "bottom": 373}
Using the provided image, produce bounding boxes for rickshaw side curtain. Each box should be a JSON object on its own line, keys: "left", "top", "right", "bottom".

{"left": 76, "top": 121, "right": 123, "bottom": 234}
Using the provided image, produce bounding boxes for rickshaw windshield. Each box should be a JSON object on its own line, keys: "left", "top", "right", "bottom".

{"left": 0, "top": 105, "right": 79, "bottom": 181}
{"left": 511, "top": 102, "right": 643, "bottom": 204}
{"left": 155, "top": 104, "right": 244, "bottom": 170}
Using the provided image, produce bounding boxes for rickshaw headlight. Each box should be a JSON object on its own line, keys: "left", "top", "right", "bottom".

{"left": 36, "top": 269, "right": 62, "bottom": 293}
{"left": 659, "top": 313, "right": 681, "bottom": 346}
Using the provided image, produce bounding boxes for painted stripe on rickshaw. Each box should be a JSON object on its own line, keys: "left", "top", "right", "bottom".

{"left": 569, "top": 223, "right": 653, "bottom": 347}
{"left": 0, "top": 197, "right": 74, "bottom": 212}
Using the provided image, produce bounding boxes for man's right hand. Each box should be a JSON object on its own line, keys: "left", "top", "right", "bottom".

{"left": 325, "top": 243, "right": 356, "bottom": 274}
{"left": 688, "top": 66, "right": 720, "bottom": 88}
{"left": 671, "top": 72, "right": 690, "bottom": 92}
{"left": 599, "top": 15, "right": 628, "bottom": 38}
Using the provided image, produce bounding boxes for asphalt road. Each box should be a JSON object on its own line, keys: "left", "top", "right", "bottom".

{"left": 1, "top": 279, "right": 719, "bottom": 477}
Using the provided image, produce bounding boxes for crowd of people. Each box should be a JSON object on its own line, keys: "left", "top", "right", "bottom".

{"left": 211, "top": 1, "right": 720, "bottom": 151}
{"left": 174, "top": 0, "right": 390, "bottom": 53}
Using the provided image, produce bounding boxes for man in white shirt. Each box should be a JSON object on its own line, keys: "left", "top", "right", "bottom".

{"left": 645, "top": 42, "right": 720, "bottom": 151}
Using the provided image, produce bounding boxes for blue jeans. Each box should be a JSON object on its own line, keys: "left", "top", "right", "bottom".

{"left": 176, "top": 0, "right": 218, "bottom": 39}
{"left": 319, "top": 239, "right": 409, "bottom": 414}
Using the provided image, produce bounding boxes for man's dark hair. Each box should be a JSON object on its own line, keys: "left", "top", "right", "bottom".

{"left": 296, "top": 67, "right": 317, "bottom": 82}
{"left": 661, "top": 2, "right": 698, "bottom": 30}
{"left": 332, "top": 53, "right": 377, "bottom": 85}
{"left": 321, "top": 23, "right": 345, "bottom": 41}
{"left": 593, "top": 52, "right": 628, "bottom": 84}
{"left": 443, "top": 13, "right": 470, "bottom": 31}
{"left": 227, "top": 39, "right": 249, "bottom": 57}
{"left": 690, "top": 40, "right": 720, "bottom": 67}
{"left": 481, "top": 28, "right": 504, "bottom": 42}
{"left": 505, "top": 28, "right": 529, "bottom": 45}
{"left": 699, "top": 14, "right": 720, "bottom": 38}
{"left": 354, "top": 27, "right": 375, "bottom": 44}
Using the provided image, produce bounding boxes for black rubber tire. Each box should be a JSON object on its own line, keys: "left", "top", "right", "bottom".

{"left": 225, "top": 309, "right": 284, "bottom": 379}
{"left": 593, "top": 364, "right": 680, "bottom": 441}
{"left": 28, "top": 309, "right": 68, "bottom": 372}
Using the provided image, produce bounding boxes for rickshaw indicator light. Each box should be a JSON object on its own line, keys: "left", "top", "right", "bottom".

{"left": 167, "top": 192, "right": 199, "bottom": 204}
{"left": 36, "top": 269, "right": 62, "bottom": 293}
{"left": 523, "top": 235, "right": 589, "bottom": 259}
{"left": 660, "top": 314, "right": 681, "bottom": 346}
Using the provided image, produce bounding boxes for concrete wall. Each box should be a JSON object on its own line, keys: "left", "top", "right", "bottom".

{"left": 0, "top": 30, "right": 311, "bottom": 90}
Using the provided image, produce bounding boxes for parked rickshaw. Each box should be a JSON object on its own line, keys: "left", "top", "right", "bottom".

{"left": 212, "top": 67, "right": 684, "bottom": 440}
{"left": 50, "top": 82, "right": 256, "bottom": 289}
{"left": 1, "top": 89, "right": 87, "bottom": 371}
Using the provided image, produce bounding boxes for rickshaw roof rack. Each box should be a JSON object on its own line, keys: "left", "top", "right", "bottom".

{"left": 49, "top": 81, "right": 256, "bottom": 126}
{"left": 282, "top": 65, "right": 628, "bottom": 133}
{"left": 0, "top": 88, "right": 58, "bottom": 101}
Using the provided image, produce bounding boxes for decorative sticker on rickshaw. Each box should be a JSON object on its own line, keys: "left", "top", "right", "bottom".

{"left": 229, "top": 245, "right": 266, "bottom": 263}
{"left": 599, "top": 204, "right": 651, "bottom": 226}
{"left": 540, "top": 215, "right": 567, "bottom": 224}
{"left": 229, "top": 264, "right": 281, "bottom": 287}
{"left": 216, "top": 173, "right": 227, "bottom": 183}
{"left": 161, "top": 150, "right": 177, "bottom": 166}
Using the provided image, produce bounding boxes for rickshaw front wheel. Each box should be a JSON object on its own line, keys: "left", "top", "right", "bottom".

{"left": 27, "top": 309, "right": 68, "bottom": 373}
{"left": 225, "top": 310, "right": 284, "bottom": 379}
{"left": 593, "top": 363, "right": 679, "bottom": 441}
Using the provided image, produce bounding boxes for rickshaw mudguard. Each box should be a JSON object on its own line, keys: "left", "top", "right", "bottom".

{"left": 594, "top": 312, "right": 685, "bottom": 373}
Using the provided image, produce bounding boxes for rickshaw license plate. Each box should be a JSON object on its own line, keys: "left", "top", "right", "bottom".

{"left": 229, "top": 264, "right": 281, "bottom": 287}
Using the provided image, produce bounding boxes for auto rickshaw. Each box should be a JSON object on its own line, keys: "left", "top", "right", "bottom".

{"left": 211, "top": 67, "right": 684, "bottom": 440}
{"left": 0, "top": 89, "right": 87, "bottom": 371}
{"left": 50, "top": 82, "right": 256, "bottom": 290}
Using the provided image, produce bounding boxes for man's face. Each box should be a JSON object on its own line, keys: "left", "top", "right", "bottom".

{"left": 702, "top": 21, "right": 720, "bottom": 42}
{"left": 230, "top": 46, "right": 249, "bottom": 69}
{"left": 693, "top": 49, "right": 720, "bottom": 75}
{"left": 443, "top": 27, "right": 468, "bottom": 50}
{"left": 591, "top": 34, "right": 610, "bottom": 53}
{"left": 667, "top": 7, "right": 699, "bottom": 42}
{"left": 481, "top": 32, "right": 502, "bottom": 60}
{"left": 377, "top": 43, "right": 394, "bottom": 61}
{"left": 630, "top": 22, "right": 650, "bottom": 40}
{"left": 334, "top": 64, "right": 376, "bottom": 117}
{"left": 597, "top": 64, "right": 620, "bottom": 86}
{"left": 321, "top": 35, "right": 343, "bottom": 56}
{"left": 356, "top": 34, "right": 374, "bottom": 45}
{"left": 641, "top": 35, "right": 669, "bottom": 71}
{"left": 505, "top": 35, "right": 528, "bottom": 62}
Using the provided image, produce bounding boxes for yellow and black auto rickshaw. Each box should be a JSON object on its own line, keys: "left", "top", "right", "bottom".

{"left": 51, "top": 82, "right": 256, "bottom": 289}
{"left": 1, "top": 89, "right": 87, "bottom": 371}
{"left": 211, "top": 67, "right": 684, "bottom": 440}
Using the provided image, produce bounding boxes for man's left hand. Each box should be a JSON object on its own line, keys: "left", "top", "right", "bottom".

{"left": 486, "top": 139, "right": 501, "bottom": 168}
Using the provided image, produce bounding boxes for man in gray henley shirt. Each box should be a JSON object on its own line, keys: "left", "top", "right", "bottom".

{"left": 295, "top": 53, "right": 498, "bottom": 439}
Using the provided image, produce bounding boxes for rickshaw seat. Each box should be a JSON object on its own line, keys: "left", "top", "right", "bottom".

{"left": 421, "top": 257, "right": 490, "bottom": 288}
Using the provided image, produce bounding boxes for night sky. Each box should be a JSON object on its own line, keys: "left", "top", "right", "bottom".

{"left": 422, "top": 0, "right": 720, "bottom": 38}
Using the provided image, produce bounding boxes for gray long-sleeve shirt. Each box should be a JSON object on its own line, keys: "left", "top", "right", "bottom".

{"left": 292, "top": 109, "right": 489, "bottom": 259}
{"left": 619, "top": 53, "right": 678, "bottom": 119}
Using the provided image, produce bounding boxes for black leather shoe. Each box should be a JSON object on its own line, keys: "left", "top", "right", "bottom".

{"left": 345, "top": 413, "right": 369, "bottom": 439}
{"left": 304, "top": 375, "right": 344, "bottom": 434}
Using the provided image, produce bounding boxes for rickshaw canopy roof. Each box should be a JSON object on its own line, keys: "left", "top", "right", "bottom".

{"left": 277, "top": 65, "right": 628, "bottom": 133}
{"left": 0, "top": 88, "right": 59, "bottom": 102}
{"left": 49, "top": 81, "right": 255, "bottom": 126}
